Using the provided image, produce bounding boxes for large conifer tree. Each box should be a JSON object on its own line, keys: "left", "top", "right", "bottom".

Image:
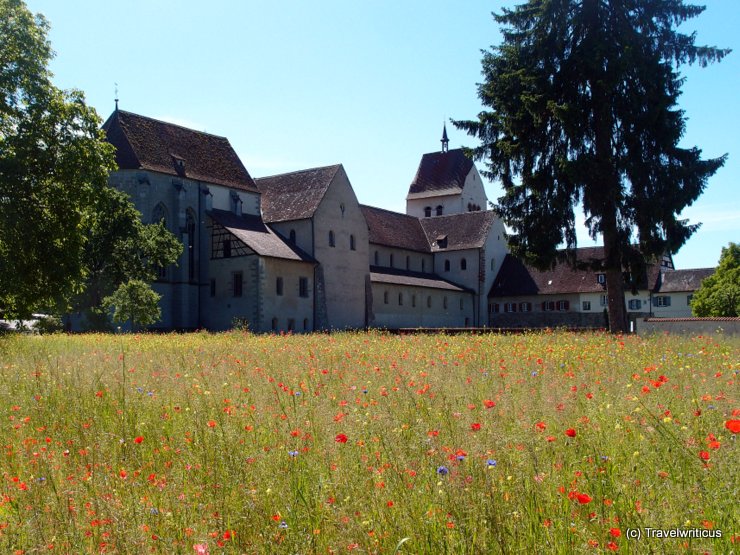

{"left": 455, "top": 0, "right": 729, "bottom": 332}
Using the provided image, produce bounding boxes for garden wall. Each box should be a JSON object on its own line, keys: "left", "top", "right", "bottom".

{"left": 636, "top": 317, "right": 740, "bottom": 336}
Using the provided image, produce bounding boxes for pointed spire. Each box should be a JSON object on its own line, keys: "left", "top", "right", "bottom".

{"left": 114, "top": 82, "right": 119, "bottom": 112}
{"left": 441, "top": 122, "right": 449, "bottom": 153}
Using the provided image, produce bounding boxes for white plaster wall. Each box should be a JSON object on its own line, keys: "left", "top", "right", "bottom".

{"left": 260, "top": 258, "right": 315, "bottom": 332}
{"left": 460, "top": 167, "right": 488, "bottom": 212}
{"left": 370, "top": 245, "right": 433, "bottom": 273}
{"left": 269, "top": 219, "right": 314, "bottom": 258}
{"left": 311, "top": 167, "right": 370, "bottom": 329}
{"left": 209, "top": 184, "right": 261, "bottom": 215}
{"left": 650, "top": 293, "right": 695, "bottom": 318}
{"left": 371, "top": 284, "right": 473, "bottom": 328}
{"left": 407, "top": 194, "right": 461, "bottom": 219}
{"left": 202, "top": 255, "right": 260, "bottom": 331}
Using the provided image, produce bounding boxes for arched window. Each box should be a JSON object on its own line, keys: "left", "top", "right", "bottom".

{"left": 444, "top": 260, "right": 450, "bottom": 272}
{"left": 289, "top": 229, "right": 296, "bottom": 243}
{"left": 436, "top": 205, "right": 443, "bottom": 216}
{"left": 460, "top": 258, "right": 467, "bottom": 270}
{"left": 350, "top": 234, "right": 356, "bottom": 250}
{"left": 329, "top": 230, "right": 335, "bottom": 247}
{"left": 186, "top": 209, "right": 196, "bottom": 282}
{"left": 424, "top": 206, "right": 432, "bottom": 218}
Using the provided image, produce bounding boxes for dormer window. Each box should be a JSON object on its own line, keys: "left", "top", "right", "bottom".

{"left": 171, "top": 154, "right": 186, "bottom": 175}
{"left": 424, "top": 206, "right": 432, "bottom": 218}
{"left": 230, "top": 191, "right": 242, "bottom": 216}
{"left": 436, "top": 235, "right": 448, "bottom": 249}
{"left": 597, "top": 273, "right": 606, "bottom": 285}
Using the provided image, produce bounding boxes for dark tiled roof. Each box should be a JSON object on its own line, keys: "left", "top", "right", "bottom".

{"left": 360, "top": 205, "right": 430, "bottom": 252}
{"left": 489, "top": 250, "right": 662, "bottom": 297}
{"left": 656, "top": 268, "right": 714, "bottom": 293}
{"left": 419, "top": 211, "right": 497, "bottom": 251}
{"left": 209, "top": 209, "right": 314, "bottom": 262}
{"left": 370, "top": 266, "right": 472, "bottom": 293}
{"left": 255, "top": 165, "right": 341, "bottom": 223}
{"left": 102, "top": 110, "right": 258, "bottom": 192}
{"left": 407, "top": 149, "right": 474, "bottom": 200}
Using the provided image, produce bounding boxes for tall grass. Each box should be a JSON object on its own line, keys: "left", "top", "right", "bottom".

{"left": 0, "top": 331, "right": 737, "bottom": 553}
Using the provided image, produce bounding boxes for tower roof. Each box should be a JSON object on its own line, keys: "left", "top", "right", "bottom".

{"left": 406, "top": 148, "right": 474, "bottom": 200}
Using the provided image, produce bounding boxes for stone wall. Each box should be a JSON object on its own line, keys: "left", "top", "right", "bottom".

{"left": 636, "top": 318, "right": 740, "bottom": 336}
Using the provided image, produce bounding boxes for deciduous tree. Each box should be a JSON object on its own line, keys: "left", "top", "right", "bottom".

{"left": 691, "top": 243, "right": 740, "bottom": 317}
{"left": 455, "top": 0, "right": 729, "bottom": 332}
{"left": 0, "top": 0, "right": 115, "bottom": 318}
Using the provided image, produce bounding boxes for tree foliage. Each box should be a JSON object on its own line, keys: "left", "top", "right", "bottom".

{"left": 75, "top": 185, "right": 182, "bottom": 330}
{"left": 454, "top": 0, "right": 729, "bottom": 332}
{"left": 0, "top": 0, "right": 116, "bottom": 318}
{"left": 103, "top": 279, "right": 162, "bottom": 331}
{"left": 691, "top": 243, "right": 740, "bottom": 317}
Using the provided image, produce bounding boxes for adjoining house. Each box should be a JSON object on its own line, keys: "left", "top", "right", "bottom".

{"left": 96, "top": 109, "right": 712, "bottom": 331}
{"left": 488, "top": 249, "right": 713, "bottom": 329}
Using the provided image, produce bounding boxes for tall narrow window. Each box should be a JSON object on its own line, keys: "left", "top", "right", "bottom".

{"left": 421, "top": 259, "right": 426, "bottom": 272}
{"left": 299, "top": 277, "right": 309, "bottom": 298}
{"left": 427, "top": 296, "right": 432, "bottom": 308}
{"left": 350, "top": 234, "right": 356, "bottom": 250}
{"left": 412, "top": 294, "right": 416, "bottom": 307}
{"left": 223, "top": 239, "right": 231, "bottom": 258}
{"left": 424, "top": 206, "right": 432, "bottom": 217}
{"left": 289, "top": 229, "right": 296, "bottom": 243}
{"left": 233, "top": 272, "right": 243, "bottom": 297}
{"left": 384, "top": 291, "right": 389, "bottom": 304}
{"left": 374, "top": 251, "right": 379, "bottom": 265}
{"left": 444, "top": 260, "right": 450, "bottom": 272}
{"left": 436, "top": 205, "right": 443, "bottom": 216}
{"left": 329, "top": 230, "right": 335, "bottom": 247}
{"left": 460, "top": 258, "right": 467, "bottom": 270}
{"left": 443, "top": 296, "right": 448, "bottom": 309}
{"left": 389, "top": 254, "right": 394, "bottom": 268}
{"left": 398, "top": 292, "right": 403, "bottom": 306}
{"left": 210, "top": 278, "right": 216, "bottom": 297}
{"left": 406, "top": 255, "right": 410, "bottom": 270}
{"left": 276, "top": 277, "right": 284, "bottom": 296}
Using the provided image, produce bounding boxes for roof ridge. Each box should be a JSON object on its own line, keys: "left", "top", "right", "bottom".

{"left": 116, "top": 110, "right": 230, "bottom": 140}
{"left": 360, "top": 204, "right": 420, "bottom": 219}
{"left": 255, "top": 163, "right": 342, "bottom": 182}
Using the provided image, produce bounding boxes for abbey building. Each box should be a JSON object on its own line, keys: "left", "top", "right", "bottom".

{"left": 101, "top": 110, "right": 709, "bottom": 332}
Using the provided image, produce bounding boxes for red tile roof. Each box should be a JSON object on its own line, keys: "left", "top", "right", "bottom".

{"left": 103, "top": 110, "right": 258, "bottom": 192}
{"left": 370, "top": 266, "right": 472, "bottom": 293}
{"left": 656, "top": 268, "right": 714, "bottom": 293}
{"left": 361, "top": 205, "right": 430, "bottom": 252}
{"left": 489, "top": 249, "right": 662, "bottom": 297}
{"left": 255, "top": 165, "right": 341, "bottom": 223}
{"left": 419, "top": 211, "right": 497, "bottom": 252}
{"left": 406, "top": 149, "right": 474, "bottom": 200}
{"left": 209, "top": 209, "right": 314, "bottom": 262}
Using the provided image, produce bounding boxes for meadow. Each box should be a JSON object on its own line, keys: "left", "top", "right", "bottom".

{"left": 0, "top": 330, "right": 737, "bottom": 554}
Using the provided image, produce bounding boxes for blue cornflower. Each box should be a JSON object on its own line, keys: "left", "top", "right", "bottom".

{"left": 486, "top": 459, "right": 497, "bottom": 467}
{"left": 288, "top": 450, "right": 299, "bottom": 457}
{"left": 437, "top": 466, "right": 449, "bottom": 476}
{"left": 279, "top": 521, "right": 288, "bottom": 529}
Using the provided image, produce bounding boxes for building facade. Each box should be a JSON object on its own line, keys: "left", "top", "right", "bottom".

{"left": 99, "top": 110, "right": 712, "bottom": 332}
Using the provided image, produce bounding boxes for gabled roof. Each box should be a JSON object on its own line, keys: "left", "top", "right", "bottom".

{"left": 370, "top": 266, "right": 473, "bottom": 293}
{"left": 102, "top": 110, "right": 258, "bottom": 192}
{"left": 656, "top": 268, "right": 714, "bottom": 293}
{"left": 209, "top": 209, "right": 314, "bottom": 263}
{"left": 255, "top": 165, "right": 341, "bottom": 223}
{"left": 489, "top": 250, "right": 662, "bottom": 297}
{"left": 361, "top": 205, "right": 430, "bottom": 252}
{"left": 406, "top": 149, "right": 474, "bottom": 200}
{"left": 419, "top": 211, "right": 497, "bottom": 252}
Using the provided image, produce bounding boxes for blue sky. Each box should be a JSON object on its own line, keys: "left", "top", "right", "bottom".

{"left": 25, "top": 0, "right": 739, "bottom": 269}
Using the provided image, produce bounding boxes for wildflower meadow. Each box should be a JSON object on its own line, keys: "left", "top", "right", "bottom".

{"left": 0, "top": 331, "right": 737, "bottom": 554}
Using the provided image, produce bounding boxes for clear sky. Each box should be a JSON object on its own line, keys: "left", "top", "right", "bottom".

{"left": 24, "top": 0, "right": 739, "bottom": 269}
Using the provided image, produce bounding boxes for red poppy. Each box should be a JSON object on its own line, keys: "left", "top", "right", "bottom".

{"left": 535, "top": 421, "right": 546, "bottom": 431}
{"left": 335, "top": 433, "right": 348, "bottom": 443}
{"left": 207, "top": 420, "right": 217, "bottom": 428}
{"left": 576, "top": 493, "right": 592, "bottom": 504}
{"left": 470, "top": 423, "right": 481, "bottom": 431}
{"left": 698, "top": 450, "right": 710, "bottom": 461}
{"left": 565, "top": 428, "right": 576, "bottom": 438}
{"left": 725, "top": 419, "right": 740, "bottom": 434}
{"left": 134, "top": 436, "right": 144, "bottom": 444}
{"left": 609, "top": 528, "right": 621, "bottom": 537}
{"left": 606, "top": 541, "right": 618, "bottom": 551}
{"left": 483, "top": 399, "right": 496, "bottom": 409}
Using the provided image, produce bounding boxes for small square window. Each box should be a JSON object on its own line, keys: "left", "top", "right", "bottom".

{"left": 582, "top": 301, "right": 591, "bottom": 311}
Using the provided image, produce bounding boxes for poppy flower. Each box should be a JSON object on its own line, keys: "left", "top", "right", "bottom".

{"left": 606, "top": 541, "right": 618, "bottom": 551}
{"left": 483, "top": 399, "right": 496, "bottom": 408}
{"left": 335, "top": 433, "right": 348, "bottom": 443}
{"left": 576, "top": 493, "right": 592, "bottom": 504}
{"left": 698, "top": 450, "right": 710, "bottom": 461}
{"left": 134, "top": 436, "right": 144, "bottom": 444}
{"left": 609, "top": 528, "right": 621, "bottom": 537}
{"left": 470, "top": 423, "right": 481, "bottom": 431}
{"left": 565, "top": 428, "right": 576, "bottom": 438}
{"left": 726, "top": 419, "right": 740, "bottom": 434}
{"left": 207, "top": 420, "right": 217, "bottom": 428}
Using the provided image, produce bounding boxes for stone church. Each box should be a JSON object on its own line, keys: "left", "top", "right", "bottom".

{"left": 101, "top": 109, "right": 709, "bottom": 332}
